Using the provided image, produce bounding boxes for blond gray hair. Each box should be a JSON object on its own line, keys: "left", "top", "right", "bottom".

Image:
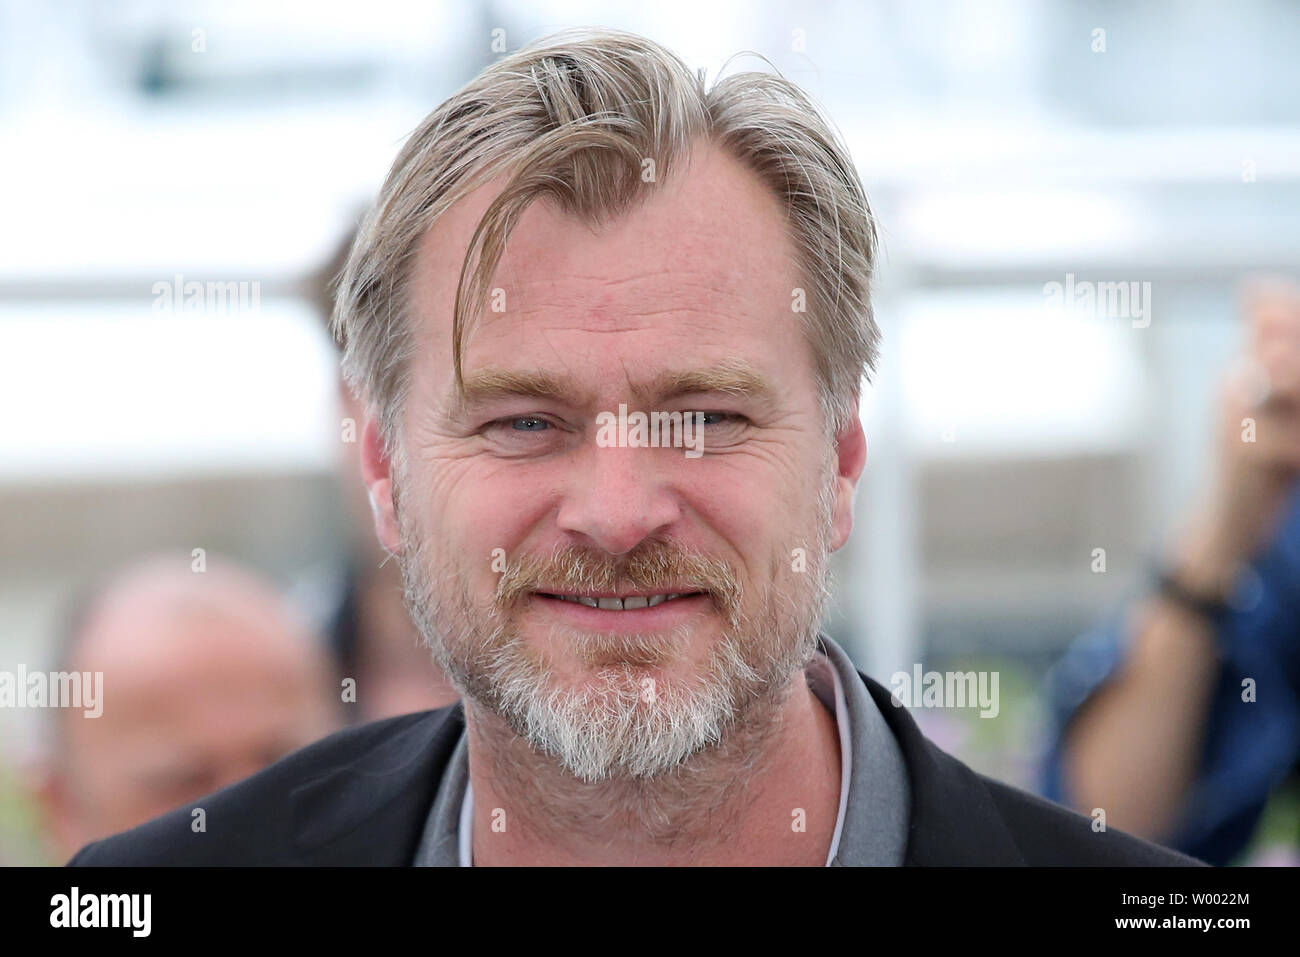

{"left": 332, "top": 27, "right": 879, "bottom": 452}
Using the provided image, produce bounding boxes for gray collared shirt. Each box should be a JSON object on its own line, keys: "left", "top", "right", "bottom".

{"left": 414, "top": 633, "right": 909, "bottom": 865}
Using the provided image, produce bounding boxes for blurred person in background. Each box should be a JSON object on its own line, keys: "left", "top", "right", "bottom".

{"left": 34, "top": 553, "right": 340, "bottom": 863}
{"left": 304, "top": 230, "right": 460, "bottom": 720}
{"left": 1044, "top": 279, "right": 1300, "bottom": 865}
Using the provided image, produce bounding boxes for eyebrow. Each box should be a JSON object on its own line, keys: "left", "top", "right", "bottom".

{"left": 453, "top": 358, "right": 777, "bottom": 413}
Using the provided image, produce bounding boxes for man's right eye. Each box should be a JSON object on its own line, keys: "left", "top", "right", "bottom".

{"left": 509, "top": 417, "right": 550, "bottom": 432}
{"left": 481, "top": 415, "right": 556, "bottom": 438}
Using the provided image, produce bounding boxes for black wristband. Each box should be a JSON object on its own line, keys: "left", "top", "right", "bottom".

{"left": 1153, "top": 567, "right": 1232, "bottom": 622}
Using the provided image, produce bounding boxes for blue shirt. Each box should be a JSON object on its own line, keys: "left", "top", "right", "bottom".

{"left": 1041, "top": 483, "right": 1300, "bottom": 864}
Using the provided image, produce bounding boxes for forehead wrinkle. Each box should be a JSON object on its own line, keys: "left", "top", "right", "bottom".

{"left": 509, "top": 272, "right": 761, "bottom": 324}
{"left": 452, "top": 358, "right": 777, "bottom": 415}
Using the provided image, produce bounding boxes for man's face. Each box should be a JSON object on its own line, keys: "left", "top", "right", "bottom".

{"left": 368, "top": 144, "right": 861, "bottom": 780}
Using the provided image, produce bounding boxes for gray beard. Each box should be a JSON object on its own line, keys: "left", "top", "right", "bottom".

{"left": 392, "top": 460, "right": 837, "bottom": 794}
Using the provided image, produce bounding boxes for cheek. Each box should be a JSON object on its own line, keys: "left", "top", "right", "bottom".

{"left": 428, "top": 463, "right": 557, "bottom": 569}
{"left": 686, "top": 455, "right": 806, "bottom": 546}
{"left": 675, "top": 462, "right": 795, "bottom": 577}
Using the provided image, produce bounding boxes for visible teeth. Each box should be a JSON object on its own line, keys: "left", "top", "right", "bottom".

{"left": 552, "top": 592, "right": 697, "bottom": 609}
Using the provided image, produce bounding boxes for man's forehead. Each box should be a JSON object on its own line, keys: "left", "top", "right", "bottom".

{"left": 408, "top": 144, "right": 799, "bottom": 343}
{"left": 451, "top": 359, "right": 779, "bottom": 413}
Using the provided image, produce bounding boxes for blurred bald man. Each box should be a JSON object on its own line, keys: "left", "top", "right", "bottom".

{"left": 35, "top": 554, "right": 340, "bottom": 863}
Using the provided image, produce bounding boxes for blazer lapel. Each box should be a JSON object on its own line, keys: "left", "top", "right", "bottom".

{"left": 290, "top": 703, "right": 467, "bottom": 865}
{"left": 861, "top": 673, "right": 1027, "bottom": 865}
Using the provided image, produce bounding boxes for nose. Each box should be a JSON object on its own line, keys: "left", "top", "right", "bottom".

{"left": 555, "top": 443, "right": 683, "bottom": 555}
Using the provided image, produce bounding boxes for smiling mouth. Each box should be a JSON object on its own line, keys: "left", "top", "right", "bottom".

{"left": 535, "top": 591, "right": 707, "bottom": 610}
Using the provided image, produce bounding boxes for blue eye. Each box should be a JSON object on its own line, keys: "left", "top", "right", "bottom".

{"left": 510, "top": 417, "right": 549, "bottom": 431}
{"left": 696, "top": 412, "right": 743, "bottom": 426}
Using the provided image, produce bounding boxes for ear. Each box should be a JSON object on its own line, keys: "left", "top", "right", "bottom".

{"left": 360, "top": 418, "right": 402, "bottom": 555}
{"left": 828, "top": 407, "right": 867, "bottom": 554}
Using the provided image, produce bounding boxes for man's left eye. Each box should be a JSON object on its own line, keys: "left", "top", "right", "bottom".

{"left": 696, "top": 412, "right": 745, "bottom": 426}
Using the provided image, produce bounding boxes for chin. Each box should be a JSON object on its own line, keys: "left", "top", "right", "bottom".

{"left": 525, "top": 619, "right": 716, "bottom": 682}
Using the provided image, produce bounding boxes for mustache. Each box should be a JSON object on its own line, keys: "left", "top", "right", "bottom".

{"left": 494, "top": 541, "right": 743, "bottom": 621}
